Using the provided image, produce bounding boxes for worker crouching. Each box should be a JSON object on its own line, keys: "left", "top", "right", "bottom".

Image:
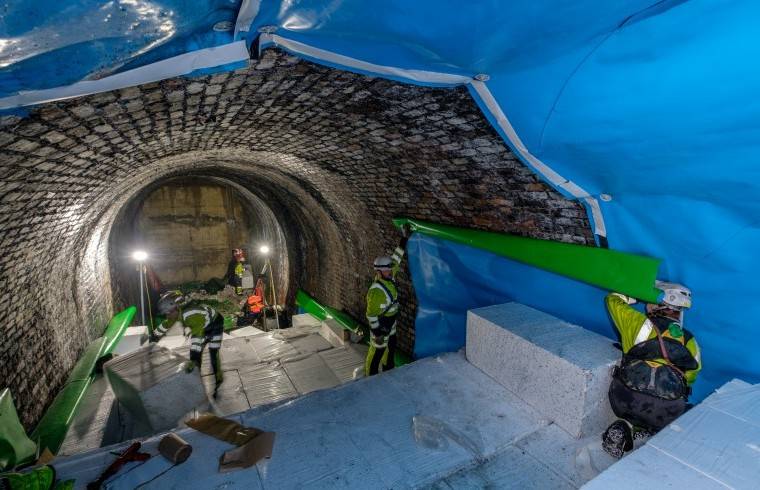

{"left": 153, "top": 291, "right": 225, "bottom": 398}
{"left": 364, "top": 225, "right": 409, "bottom": 376}
{"left": 238, "top": 276, "right": 266, "bottom": 327}
{"left": 602, "top": 281, "right": 701, "bottom": 458}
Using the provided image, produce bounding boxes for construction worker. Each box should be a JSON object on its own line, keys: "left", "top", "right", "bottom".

{"left": 153, "top": 291, "right": 225, "bottom": 397}
{"left": 364, "top": 225, "right": 410, "bottom": 376}
{"left": 238, "top": 276, "right": 266, "bottom": 327}
{"left": 225, "top": 248, "right": 246, "bottom": 295}
{"left": 602, "top": 281, "right": 701, "bottom": 458}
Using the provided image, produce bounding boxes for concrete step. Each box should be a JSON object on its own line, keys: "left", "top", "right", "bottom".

{"left": 466, "top": 302, "right": 619, "bottom": 438}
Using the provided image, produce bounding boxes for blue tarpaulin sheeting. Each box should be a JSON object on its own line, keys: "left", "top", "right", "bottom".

{"left": 2, "top": 1, "right": 759, "bottom": 399}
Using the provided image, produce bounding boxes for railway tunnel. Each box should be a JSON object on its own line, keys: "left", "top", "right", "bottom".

{"left": 2, "top": 2, "right": 760, "bottom": 487}
{"left": 0, "top": 49, "right": 593, "bottom": 430}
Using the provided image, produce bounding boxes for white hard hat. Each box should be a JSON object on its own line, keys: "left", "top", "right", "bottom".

{"left": 373, "top": 256, "right": 393, "bottom": 271}
{"left": 655, "top": 281, "right": 692, "bottom": 310}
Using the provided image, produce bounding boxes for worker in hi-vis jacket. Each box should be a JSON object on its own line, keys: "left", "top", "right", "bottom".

{"left": 364, "top": 224, "right": 410, "bottom": 376}
{"left": 153, "top": 291, "right": 225, "bottom": 397}
{"left": 602, "top": 281, "right": 702, "bottom": 458}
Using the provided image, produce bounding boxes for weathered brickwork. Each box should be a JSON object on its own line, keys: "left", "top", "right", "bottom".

{"left": 0, "top": 49, "right": 593, "bottom": 428}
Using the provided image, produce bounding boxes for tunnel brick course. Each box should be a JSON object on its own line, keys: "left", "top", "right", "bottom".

{"left": 0, "top": 49, "right": 593, "bottom": 429}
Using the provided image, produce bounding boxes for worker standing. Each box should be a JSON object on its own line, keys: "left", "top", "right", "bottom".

{"left": 153, "top": 291, "right": 225, "bottom": 397}
{"left": 602, "top": 281, "right": 701, "bottom": 458}
{"left": 364, "top": 224, "right": 410, "bottom": 376}
{"left": 225, "top": 248, "right": 246, "bottom": 295}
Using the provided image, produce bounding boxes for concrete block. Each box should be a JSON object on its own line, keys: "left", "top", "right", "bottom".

{"left": 157, "top": 335, "right": 188, "bottom": 351}
{"left": 320, "top": 318, "right": 349, "bottom": 347}
{"left": 112, "top": 326, "right": 148, "bottom": 355}
{"left": 288, "top": 333, "right": 333, "bottom": 355}
{"left": 104, "top": 344, "right": 208, "bottom": 432}
{"left": 466, "top": 302, "right": 619, "bottom": 438}
{"left": 291, "top": 313, "right": 321, "bottom": 328}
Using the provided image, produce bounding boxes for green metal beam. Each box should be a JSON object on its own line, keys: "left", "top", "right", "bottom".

{"left": 0, "top": 389, "right": 36, "bottom": 471}
{"left": 393, "top": 217, "right": 662, "bottom": 303}
{"left": 27, "top": 307, "right": 136, "bottom": 458}
{"left": 295, "top": 290, "right": 361, "bottom": 332}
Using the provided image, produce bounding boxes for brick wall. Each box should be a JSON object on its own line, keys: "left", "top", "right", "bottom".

{"left": 0, "top": 49, "right": 593, "bottom": 428}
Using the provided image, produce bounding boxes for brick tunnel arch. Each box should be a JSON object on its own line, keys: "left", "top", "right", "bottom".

{"left": 0, "top": 49, "right": 594, "bottom": 428}
{"left": 105, "top": 149, "right": 376, "bottom": 319}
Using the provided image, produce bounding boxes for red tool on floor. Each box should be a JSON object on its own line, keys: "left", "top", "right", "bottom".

{"left": 86, "top": 441, "right": 151, "bottom": 490}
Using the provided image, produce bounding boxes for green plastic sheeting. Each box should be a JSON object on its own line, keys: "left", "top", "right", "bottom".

{"left": 394, "top": 218, "right": 662, "bottom": 303}
{"left": 100, "top": 306, "right": 137, "bottom": 356}
{"left": 295, "top": 290, "right": 411, "bottom": 366}
{"left": 296, "top": 290, "right": 361, "bottom": 332}
{"left": 0, "top": 389, "right": 36, "bottom": 471}
{"left": 27, "top": 307, "right": 136, "bottom": 459}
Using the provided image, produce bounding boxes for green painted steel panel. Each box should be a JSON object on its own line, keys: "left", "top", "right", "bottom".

{"left": 27, "top": 307, "right": 136, "bottom": 458}
{"left": 393, "top": 218, "right": 662, "bottom": 303}
{"left": 295, "top": 290, "right": 361, "bottom": 332}
{"left": 0, "top": 389, "right": 37, "bottom": 471}
{"left": 100, "top": 306, "right": 137, "bottom": 356}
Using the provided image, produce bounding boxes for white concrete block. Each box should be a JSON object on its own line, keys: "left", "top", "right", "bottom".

{"left": 466, "top": 302, "right": 619, "bottom": 438}
{"left": 104, "top": 344, "right": 208, "bottom": 432}
{"left": 320, "top": 318, "right": 348, "bottom": 347}
{"left": 112, "top": 326, "right": 148, "bottom": 355}
{"left": 291, "top": 313, "right": 322, "bottom": 328}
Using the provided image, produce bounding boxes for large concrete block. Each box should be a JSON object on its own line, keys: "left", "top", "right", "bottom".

{"left": 104, "top": 344, "right": 207, "bottom": 432}
{"left": 320, "top": 319, "right": 349, "bottom": 347}
{"left": 291, "top": 313, "right": 321, "bottom": 328}
{"left": 466, "top": 303, "right": 619, "bottom": 438}
{"left": 112, "top": 326, "right": 148, "bottom": 355}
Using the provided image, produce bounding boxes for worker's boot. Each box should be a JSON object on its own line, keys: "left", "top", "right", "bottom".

{"left": 602, "top": 420, "right": 633, "bottom": 459}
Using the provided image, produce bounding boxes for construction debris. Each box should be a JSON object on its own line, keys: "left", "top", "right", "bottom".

{"left": 157, "top": 433, "right": 192, "bottom": 464}
{"left": 86, "top": 442, "right": 150, "bottom": 490}
{"left": 185, "top": 414, "right": 275, "bottom": 472}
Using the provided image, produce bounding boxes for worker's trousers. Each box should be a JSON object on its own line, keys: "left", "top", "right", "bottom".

{"left": 190, "top": 316, "right": 224, "bottom": 386}
{"left": 365, "top": 333, "right": 396, "bottom": 376}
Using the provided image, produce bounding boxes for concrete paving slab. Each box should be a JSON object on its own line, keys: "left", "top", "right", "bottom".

{"left": 430, "top": 445, "right": 576, "bottom": 489}
{"left": 319, "top": 346, "right": 365, "bottom": 382}
{"left": 515, "top": 423, "right": 616, "bottom": 487}
{"left": 59, "top": 377, "right": 119, "bottom": 456}
{"left": 282, "top": 353, "right": 342, "bottom": 394}
{"left": 583, "top": 444, "right": 727, "bottom": 490}
{"left": 287, "top": 332, "right": 334, "bottom": 355}
{"left": 467, "top": 303, "right": 618, "bottom": 438}
{"left": 238, "top": 363, "right": 298, "bottom": 406}
{"left": 103, "top": 345, "right": 206, "bottom": 432}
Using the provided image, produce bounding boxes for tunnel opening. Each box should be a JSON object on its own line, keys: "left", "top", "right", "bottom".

{"left": 108, "top": 175, "right": 290, "bottom": 321}
{"left": 0, "top": 48, "right": 593, "bottom": 433}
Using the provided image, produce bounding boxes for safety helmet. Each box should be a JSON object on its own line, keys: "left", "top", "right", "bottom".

{"left": 158, "top": 290, "right": 185, "bottom": 315}
{"left": 655, "top": 281, "right": 692, "bottom": 310}
{"left": 373, "top": 256, "right": 393, "bottom": 271}
{"left": 247, "top": 294, "right": 262, "bottom": 305}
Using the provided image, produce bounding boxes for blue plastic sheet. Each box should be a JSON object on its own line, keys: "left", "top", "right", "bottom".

{"left": 0, "top": 0, "right": 241, "bottom": 97}
{"left": 409, "top": 233, "right": 711, "bottom": 401}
